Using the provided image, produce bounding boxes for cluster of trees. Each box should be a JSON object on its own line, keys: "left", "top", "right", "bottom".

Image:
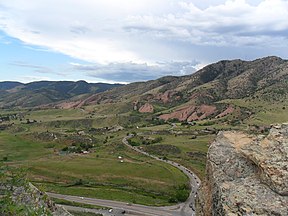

{"left": 142, "top": 137, "right": 163, "bottom": 145}
{"left": 127, "top": 136, "right": 163, "bottom": 146}
{"left": 168, "top": 184, "right": 190, "bottom": 203}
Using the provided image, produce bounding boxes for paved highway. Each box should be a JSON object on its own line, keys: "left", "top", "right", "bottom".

{"left": 48, "top": 134, "right": 201, "bottom": 216}
{"left": 48, "top": 192, "right": 183, "bottom": 216}
{"left": 122, "top": 135, "right": 201, "bottom": 216}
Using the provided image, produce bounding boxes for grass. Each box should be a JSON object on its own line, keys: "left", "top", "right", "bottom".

{"left": 29, "top": 154, "right": 186, "bottom": 189}
{"left": 4, "top": 99, "right": 274, "bottom": 206}
{"left": 51, "top": 198, "right": 106, "bottom": 210}
{"left": 1, "top": 79, "right": 287, "bottom": 212}
{"left": 219, "top": 98, "right": 288, "bottom": 125}
{"left": 5, "top": 106, "right": 132, "bottom": 132}
{"left": 156, "top": 134, "right": 213, "bottom": 153}
{"left": 141, "top": 134, "right": 215, "bottom": 179}
{"left": 0, "top": 103, "right": 211, "bottom": 205}
{"left": 28, "top": 108, "right": 87, "bottom": 122}
{"left": 0, "top": 132, "right": 52, "bottom": 162}
{"left": 139, "top": 124, "right": 171, "bottom": 131}
{"left": 29, "top": 148, "right": 189, "bottom": 206}
{"left": 69, "top": 211, "right": 102, "bottom": 216}
{"left": 40, "top": 183, "right": 172, "bottom": 206}
{"left": 0, "top": 131, "right": 189, "bottom": 206}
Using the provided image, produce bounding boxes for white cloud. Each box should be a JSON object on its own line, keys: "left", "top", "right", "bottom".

{"left": 10, "top": 61, "right": 66, "bottom": 76}
{"left": 0, "top": 0, "right": 288, "bottom": 83}
{"left": 18, "top": 75, "right": 52, "bottom": 83}
{"left": 71, "top": 61, "right": 198, "bottom": 82}
{"left": 0, "top": 0, "right": 155, "bottom": 63}
{"left": 125, "top": 0, "right": 288, "bottom": 46}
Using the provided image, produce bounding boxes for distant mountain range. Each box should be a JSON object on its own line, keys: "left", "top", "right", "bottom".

{"left": 0, "top": 81, "right": 123, "bottom": 108}
{"left": 56, "top": 56, "right": 288, "bottom": 122}
{"left": 1, "top": 56, "right": 287, "bottom": 123}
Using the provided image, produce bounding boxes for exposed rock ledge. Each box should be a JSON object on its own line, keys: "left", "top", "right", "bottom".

{"left": 196, "top": 123, "right": 288, "bottom": 216}
{"left": 139, "top": 103, "right": 154, "bottom": 113}
{"left": 1, "top": 182, "right": 71, "bottom": 215}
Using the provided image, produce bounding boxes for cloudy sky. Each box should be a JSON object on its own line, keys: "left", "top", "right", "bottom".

{"left": 1, "top": 0, "right": 288, "bottom": 83}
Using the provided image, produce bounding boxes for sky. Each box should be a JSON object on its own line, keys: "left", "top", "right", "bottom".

{"left": 0, "top": 0, "right": 288, "bottom": 83}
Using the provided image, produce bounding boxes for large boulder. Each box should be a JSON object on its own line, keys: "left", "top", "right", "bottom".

{"left": 196, "top": 124, "right": 288, "bottom": 215}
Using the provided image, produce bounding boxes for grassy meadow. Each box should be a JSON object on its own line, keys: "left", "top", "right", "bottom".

{"left": 1, "top": 96, "right": 287, "bottom": 206}
{"left": 0, "top": 120, "right": 189, "bottom": 206}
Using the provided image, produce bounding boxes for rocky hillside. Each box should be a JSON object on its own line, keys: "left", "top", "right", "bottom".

{"left": 61, "top": 56, "right": 288, "bottom": 122}
{"left": 196, "top": 123, "right": 288, "bottom": 215}
{"left": 2, "top": 56, "right": 287, "bottom": 124}
{"left": 0, "top": 81, "right": 122, "bottom": 108}
{"left": 0, "top": 165, "right": 71, "bottom": 215}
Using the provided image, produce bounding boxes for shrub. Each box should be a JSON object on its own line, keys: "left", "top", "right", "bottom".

{"left": 62, "top": 146, "right": 69, "bottom": 151}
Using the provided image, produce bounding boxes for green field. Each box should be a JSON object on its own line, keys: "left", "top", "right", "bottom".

{"left": 0, "top": 129, "right": 189, "bottom": 206}
{"left": 130, "top": 133, "right": 214, "bottom": 179}
{"left": 220, "top": 98, "right": 288, "bottom": 125}
{"left": 0, "top": 133, "right": 52, "bottom": 161}
{"left": 2, "top": 96, "right": 285, "bottom": 206}
{"left": 69, "top": 211, "right": 102, "bottom": 216}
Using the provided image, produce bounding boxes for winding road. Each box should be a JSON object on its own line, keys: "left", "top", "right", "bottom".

{"left": 48, "top": 134, "right": 201, "bottom": 216}
{"left": 122, "top": 135, "right": 201, "bottom": 216}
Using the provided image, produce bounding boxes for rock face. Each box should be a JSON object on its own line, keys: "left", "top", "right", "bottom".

{"left": 216, "top": 106, "right": 234, "bottom": 118}
{"left": 14, "top": 183, "right": 72, "bottom": 216}
{"left": 196, "top": 124, "right": 288, "bottom": 216}
{"left": 68, "top": 57, "right": 288, "bottom": 113}
{"left": 0, "top": 180, "right": 71, "bottom": 216}
{"left": 155, "top": 90, "right": 178, "bottom": 103}
{"left": 159, "top": 104, "right": 217, "bottom": 122}
{"left": 139, "top": 103, "right": 154, "bottom": 113}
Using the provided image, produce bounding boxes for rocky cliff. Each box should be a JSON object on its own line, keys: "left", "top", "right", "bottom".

{"left": 196, "top": 124, "right": 288, "bottom": 215}
{"left": 0, "top": 165, "right": 71, "bottom": 216}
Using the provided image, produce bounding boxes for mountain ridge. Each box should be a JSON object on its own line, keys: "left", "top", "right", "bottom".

{"left": 0, "top": 80, "right": 123, "bottom": 108}
{"left": 52, "top": 56, "right": 287, "bottom": 124}
{"left": 1, "top": 56, "right": 287, "bottom": 124}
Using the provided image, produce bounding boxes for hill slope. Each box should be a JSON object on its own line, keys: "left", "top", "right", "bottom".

{"left": 0, "top": 81, "right": 24, "bottom": 90}
{"left": 62, "top": 56, "right": 287, "bottom": 123}
{"left": 0, "top": 81, "right": 123, "bottom": 108}
{"left": 2, "top": 56, "right": 287, "bottom": 125}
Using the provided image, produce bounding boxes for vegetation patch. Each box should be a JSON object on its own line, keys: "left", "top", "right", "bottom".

{"left": 69, "top": 211, "right": 103, "bottom": 216}
{"left": 51, "top": 197, "right": 106, "bottom": 210}
{"left": 0, "top": 165, "right": 55, "bottom": 215}
{"left": 143, "top": 144, "right": 181, "bottom": 156}
{"left": 127, "top": 135, "right": 163, "bottom": 146}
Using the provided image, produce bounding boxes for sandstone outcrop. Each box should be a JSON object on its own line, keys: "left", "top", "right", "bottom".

{"left": 139, "top": 103, "right": 154, "bottom": 113}
{"left": 155, "top": 90, "right": 178, "bottom": 103}
{"left": 159, "top": 104, "right": 217, "bottom": 122}
{"left": 196, "top": 124, "right": 288, "bottom": 215}
{"left": 215, "top": 106, "right": 234, "bottom": 118}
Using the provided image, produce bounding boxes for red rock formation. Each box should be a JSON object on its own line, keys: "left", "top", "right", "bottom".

{"left": 159, "top": 106, "right": 196, "bottom": 121}
{"left": 216, "top": 105, "right": 234, "bottom": 118}
{"left": 56, "top": 101, "right": 81, "bottom": 109}
{"left": 155, "top": 90, "right": 177, "bottom": 103}
{"left": 159, "top": 105, "right": 217, "bottom": 122}
{"left": 197, "top": 105, "right": 217, "bottom": 120}
{"left": 139, "top": 103, "right": 154, "bottom": 113}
